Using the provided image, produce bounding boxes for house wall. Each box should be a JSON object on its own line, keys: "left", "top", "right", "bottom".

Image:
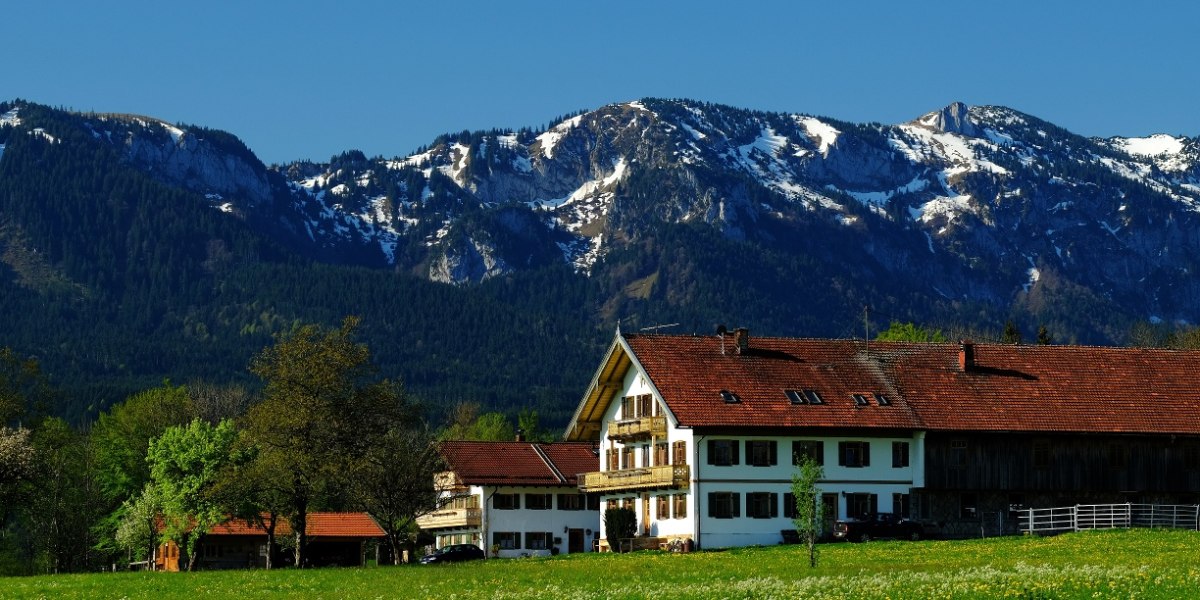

{"left": 428, "top": 485, "right": 599, "bottom": 557}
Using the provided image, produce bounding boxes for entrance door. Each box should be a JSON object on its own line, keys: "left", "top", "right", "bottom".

{"left": 821, "top": 493, "right": 838, "bottom": 539}
{"left": 641, "top": 493, "right": 651, "bottom": 535}
{"left": 568, "top": 528, "right": 584, "bottom": 553}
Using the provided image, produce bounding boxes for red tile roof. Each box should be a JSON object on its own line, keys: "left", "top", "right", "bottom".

{"left": 616, "top": 333, "right": 1200, "bottom": 435}
{"left": 438, "top": 441, "right": 598, "bottom": 486}
{"left": 202, "top": 513, "right": 384, "bottom": 538}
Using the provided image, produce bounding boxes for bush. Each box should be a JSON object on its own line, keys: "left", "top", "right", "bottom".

{"left": 603, "top": 507, "right": 637, "bottom": 551}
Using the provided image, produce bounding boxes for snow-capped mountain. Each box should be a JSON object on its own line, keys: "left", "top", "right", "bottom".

{"left": 4, "top": 98, "right": 1200, "bottom": 339}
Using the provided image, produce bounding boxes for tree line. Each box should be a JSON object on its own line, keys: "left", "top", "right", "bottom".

{"left": 0, "top": 317, "right": 460, "bottom": 574}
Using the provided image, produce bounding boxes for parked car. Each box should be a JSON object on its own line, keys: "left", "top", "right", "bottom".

{"left": 833, "top": 513, "right": 925, "bottom": 542}
{"left": 419, "top": 543, "right": 486, "bottom": 564}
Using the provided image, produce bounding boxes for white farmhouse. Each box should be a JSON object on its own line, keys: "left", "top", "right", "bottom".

{"left": 417, "top": 440, "right": 601, "bottom": 557}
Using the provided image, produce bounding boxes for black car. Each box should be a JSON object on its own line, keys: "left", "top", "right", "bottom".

{"left": 832, "top": 513, "right": 925, "bottom": 542}
{"left": 419, "top": 543, "right": 486, "bottom": 564}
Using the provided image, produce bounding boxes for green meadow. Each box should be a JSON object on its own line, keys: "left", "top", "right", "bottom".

{"left": 4, "top": 529, "right": 1198, "bottom": 599}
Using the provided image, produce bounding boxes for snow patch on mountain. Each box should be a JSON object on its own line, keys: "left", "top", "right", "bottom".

{"left": 1117, "top": 134, "right": 1184, "bottom": 158}
{"left": 0, "top": 107, "right": 20, "bottom": 127}
{"left": 535, "top": 115, "right": 584, "bottom": 159}
{"left": 797, "top": 117, "right": 839, "bottom": 155}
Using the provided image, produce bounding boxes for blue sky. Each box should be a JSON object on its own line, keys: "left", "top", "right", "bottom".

{"left": 6, "top": 1, "right": 1198, "bottom": 165}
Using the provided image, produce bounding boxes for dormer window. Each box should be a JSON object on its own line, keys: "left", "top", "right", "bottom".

{"left": 787, "top": 389, "right": 825, "bottom": 405}
{"left": 720, "top": 390, "right": 741, "bottom": 404}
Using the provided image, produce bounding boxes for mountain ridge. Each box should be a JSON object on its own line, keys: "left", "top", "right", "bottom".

{"left": 2, "top": 96, "right": 1199, "bottom": 423}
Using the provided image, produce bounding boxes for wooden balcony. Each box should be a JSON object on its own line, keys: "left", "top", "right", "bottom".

{"left": 416, "top": 508, "right": 482, "bottom": 530}
{"left": 578, "top": 464, "right": 689, "bottom": 493}
{"left": 607, "top": 416, "right": 667, "bottom": 442}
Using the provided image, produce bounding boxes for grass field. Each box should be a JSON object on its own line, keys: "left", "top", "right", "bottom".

{"left": 3, "top": 529, "right": 1199, "bottom": 599}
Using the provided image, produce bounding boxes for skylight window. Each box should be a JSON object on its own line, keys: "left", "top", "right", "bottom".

{"left": 787, "top": 389, "right": 825, "bottom": 405}
{"left": 786, "top": 390, "right": 804, "bottom": 404}
{"left": 874, "top": 393, "right": 892, "bottom": 406}
{"left": 852, "top": 394, "right": 870, "bottom": 406}
{"left": 720, "top": 390, "right": 741, "bottom": 404}
{"left": 803, "top": 390, "right": 824, "bottom": 405}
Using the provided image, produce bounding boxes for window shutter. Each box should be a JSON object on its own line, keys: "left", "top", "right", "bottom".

{"left": 707, "top": 440, "right": 715, "bottom": 465}
{"left": 516, "top": 532, "right": 523, "bottom": 549}
{"left": 770, "top": 493, "right": 779, "bottom": 518}
{"left": 862, "top": 442, "right": 870, "bottom": 466}
{"left": 731, "top": 441, "right": 740, "bottom": 465}
{"left": 707, "top": 492, "right": 717, "bottom": 517}
{"left": 870, "top": 494, "right": 878, "bottom": 515}
{"left": 731, "top": 493, "right": 740, "bottom": 518}
{"left": 837, "top": 442, "right": 847, "bottom": 466}
{"left": 769, "top": 441, "right": 778, "bottom": 465}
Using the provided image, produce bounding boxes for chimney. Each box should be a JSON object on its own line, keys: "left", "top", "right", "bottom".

{"left": 515, "top": 428, "right": 526, "bottom": 442}
{"left": 959, "top": 340, "right": 975, "bottom": 372}
{"left": 733, "top": 328, "right": 750, "bottom": 354}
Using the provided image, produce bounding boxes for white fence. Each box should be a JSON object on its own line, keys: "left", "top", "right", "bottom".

{"left": 1020, "top": 503, "right": 1200, "bottom": 534}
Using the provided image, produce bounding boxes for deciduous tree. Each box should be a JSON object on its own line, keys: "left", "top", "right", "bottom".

{"left": 792, "top": 455, "right": 825, "bottom": 568}
{"left": 243, "top": 316, "right": 405, "bottom": 567}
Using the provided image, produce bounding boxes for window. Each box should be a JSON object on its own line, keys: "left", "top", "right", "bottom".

{"left": 638, "top": 394, "right": 653, "bottom": 418}
{"left": 874, "top": 393, "right": 891, "bottom": 406}
{"left": 707, "top": 439, "right": 739, "bottom": 466}
{"left": 654, "top": 442, "right": 669, "bottom": 466}
{"left": 641, "top": 445, "right": 651, "bottom": 468}
{"left": 656, "top": 495, "right": 669, "bottom": 519}
{"left": 525, "top": 493, "right": 552, "bottom": 510}
{"left": 747, "top": 492, "right": 779, "bottom": 519}
{"left": 893, "top": 493, "right": 911, "bottom": 518}
{"left": 803, "top": 390, "right": 825, "bottom": 405}
{"left": 557, "top": 494, "right": 584, "bottom": 511}
{"left": 951, "top": 439, "right": 968, "bottom": 468}
{"left": 673, "top": 494, "right": 687, "bottom": 519}
{"left": 892, "top": 441, "right": 910, "bottom": 468}
{"left": 852, "top": 394, "right": 870, "bottom": 406}
{"left": 708, "top": 492, "right": 740, "bottom": 519}
{"left": 493, "top": 493, "right": 520, "bottom": 510}
{"left": 793, "top": 440, "right": 824, "bottom": 466}
{"left": 621, "top": 395, "right": 635, "bottom": 419}
{"left": 845, "top": 493, "right": 877, "bottom": 519}
{"left": 838, "top": 441, "right": 870, "bottom": 467}
{"left": 524, "top": 532, "right": 553, "bottom": 550}
{"left": 746, "top": 440, "right": 778, "bottom": 466}
{"left": 783, "top": 492, "right": 796, "bottom": 519}
{"left": 606, "top": 449, "right": 619, "bottom": 471}
{"left": 493, "top": 532, "right": 520, "bottom": 549}
{"left": 587, "top": 494, "right": 601, "bottom": 511}
{"left": 960, "top": 493, "right": 978, "bottom": 519}
{"left": 621, "top": 446, "right": 634, "bottom": 469}
{"left": 672, "top": 441, "right": 688, "bottom": 465}
{"left": 786, "top": 389, "right": 805, "bottom": 404}
{"left": 720, "top": 390, "right": 741, "bottom": 404}
{"left": 1032, "top": 441, "right": 1050, "bottom": 469}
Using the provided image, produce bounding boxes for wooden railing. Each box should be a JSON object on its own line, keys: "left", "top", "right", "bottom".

{"left": 607, "top": 416, "right": 667, "bottom": 442}
{"left": 416, "top": 508, "right": 482, "bottom": 530}
{"left": 578, "top": 464, "right": 689, "bottom": 493}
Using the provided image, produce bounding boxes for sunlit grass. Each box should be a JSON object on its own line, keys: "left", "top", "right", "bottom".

{"left": 4, "top": 529, "right": 1199, "bottom": 599}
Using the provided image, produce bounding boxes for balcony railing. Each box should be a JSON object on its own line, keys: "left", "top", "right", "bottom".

{"left": 607, "top": 416, "right": 667, "bottom": 441}
{"left": 416, "top": 508, "right": 482, "bottom": 530}
{"left": 578, "top": 464, "right": 689, "bottom": 493}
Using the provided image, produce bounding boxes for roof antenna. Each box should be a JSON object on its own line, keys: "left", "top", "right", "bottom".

{"left": 716, "top": 324, "right": 728, "bottom": 355}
